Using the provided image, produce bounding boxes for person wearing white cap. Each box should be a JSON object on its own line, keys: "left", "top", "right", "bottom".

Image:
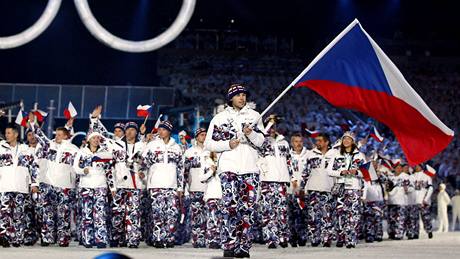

{"left": 287, "top": 133, "right": 309, "bottom": 247}
{"left": 28, "top": 112, "right": 79, "bottom": 247}
{"left": 73, "top": 131, "right": 116, "bottom": 248}
{"left": 141, "top": 120, "right": 184, "bottom": 248}
{"left": 199, "top": 152, "right": 222, "bottom": 249}
{"left": 412, "top": 164, "right": 434, "bottom": 238}
{"left": 204, "top": 84, "right": 265, "bottom": 258}
{"left": 327, "top": 131, "right": 366, "bottom": 248}
{"left": 257, "top": 117, "right": 292, "bottom": 249}
{"left": 183, "top": 127, "right": 210, "bottom": 248}
{"left": 0, "top": 123, "right": 39, "bottom": 248}
{"left": 436, "top": 183, "right": 451, "bottom": 233}
{"left": 386, "top": 162, "right": 413, "bottom": 240}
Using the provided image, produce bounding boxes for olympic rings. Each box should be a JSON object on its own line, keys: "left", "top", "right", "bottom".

{"left": 0, "top": 0, "right": 196, "bottom": 53}
{"left": 0, "top": 0, "right": 62, "bottom": 49}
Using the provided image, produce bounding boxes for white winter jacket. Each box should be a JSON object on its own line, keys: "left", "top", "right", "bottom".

{"left": 199, "top": 156, "right": 222, "bottom": 201}
{"left": 0, "top": 141, "right": 39, "bottom": 193}
{"left": 73, "top": 146, "right": 115, "bottom": 191}
{"left": 257, "top": 135, "right": 292, "bottom": 183}
{"left": 412, "top": 170, "right": 434, "bottom": 205}
{"left": 327, "top": 148, "right": 366, "bottom": 190}
{"left": 184, "top": 144, "right": 210, "bottom": 192}
{"left": 289, "top": 147, "right": 309, "bottom": 194}
{"left": 387, "top": 172, "right": 414, "bottom": 206}
{"left": 31, "top": 123, "right": 79, "bottom": 189}
{"left": 112, "top": 139, "right": 146, "bottom": 190}
{"left": 204, "top": 106, "right": 265, "bottom": 175}
{"left": 301, "top": 148, "right": 335, "bottom": 193}
{"left": 141, "top": 138, "right": 184, "bottom": 191}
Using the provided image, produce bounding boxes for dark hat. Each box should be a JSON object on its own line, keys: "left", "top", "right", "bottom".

{"left": 114, "top": 122, "right": 125, "bottom": 131}
{"left": 158, "top": 120, "right": 173, "bottom": 132}
{"left": 124, "top": 122, "right": 138, "bottom": 131}
{"left": 227, "top": 84, "right": 249, "bottom": 104}
{"left": 194, "top": 127, "right": 207, "bottom": 138}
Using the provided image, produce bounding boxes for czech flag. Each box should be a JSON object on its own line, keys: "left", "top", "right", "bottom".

{"left": 305, "top": 128, "right": 320, "bottom": 138}
{"left": 178, "top": 130, "right": 192, "bottom": 140}
{"left": 292, "top": 19, "right": 454, "bottom": 166}
{"left": 32, "top": 109, "right": 48, "bottom": 122}
{"left": 136, "top": 105, "right": 152, "bottom": 118}
{"left": 64, "top": 101, "right": 78, "bottom": 119}
{"left": 369, "top": 126, "right": 384, "bottom": 142}
{"left": 423, "top": 164, "right": 436, "bottom": 178}
{"left": 359, "top": 161, "right": 378, "bottom": 182}
{"left": 15, "top": 110, "right": 28, "bottom": 127}
{"left": 91, "top": 152, "right": 113, "bottom": 163}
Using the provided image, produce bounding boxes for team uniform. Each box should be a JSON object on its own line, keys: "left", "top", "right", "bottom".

{"left": 387, "top": 171, "right": 413, "bottom": 240}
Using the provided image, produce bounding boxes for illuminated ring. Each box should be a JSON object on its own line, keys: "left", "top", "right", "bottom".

{"left": 74, "top": 0, "right": 196, "bottom": 53}
{"left": 0, "top": 0, "right": 62, "bottom": 49}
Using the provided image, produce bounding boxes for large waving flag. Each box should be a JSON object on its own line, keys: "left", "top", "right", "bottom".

{"left": 292, "top": 19, "right": 454, "bottom": 165}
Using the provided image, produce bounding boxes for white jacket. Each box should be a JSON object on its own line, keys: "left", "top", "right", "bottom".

{"left": 288, "top": 147, "right": 309, "bottom": 194}
{"left": 73, "top": 145, "right": 115, "bottom": 191}
{"left": 204, "top": 106, "right": 265, "bottom": 175}
{"left": 412, "top": 170, "right": 434, "bottom": 205}
{"left": 257, "top": 135, "right": 292, "bottom": 183}
{"left": 301, "top": 148, "right": 335, "bottom": 193}
{"left": 31, "top": 123, "right": 79, "bottom": 189}
{"left": 327, "top": 148, "right": 366, "bottom": 190}
{"left": 141, "top": 138, "right": 184, "bottom": 191}
{"left": 27, "top": 144, "right": 48, "bottom": 184}
{"left": 437, "top": 191, "right": 451, "bottom": 212}
{"left": 112, "top": 139, "right": 147, "bottom": 190}
{"left": 0, "top": 141, "right": 39, "bottom": 193}
{"left": 199, "top": 157, "right": 222, "bottom": 201}
{"left": 363, "top": 181, "right": 384, "bottom": 202}
{"left": 184, "top": 144, "right": 210, "bottom": 192}
{"left": 387, "top": 172, "right": 414, "bottom": 206}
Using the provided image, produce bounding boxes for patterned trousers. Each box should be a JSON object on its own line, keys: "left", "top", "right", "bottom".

{"left": 205, "top": 198, "right": 222, "bottom": 247}
{"left": 190, "top": 191, "right": 206, "bottom": 247}
{"left": 260, "top": 182, "right": 289, "bottom": 246}
{"left": 39, "top": 183, "right": 74, "bottom": 245}
{"left": 220, "top": 172, "right": 259, "bottom": 254}
{"left": 0, "top": 192, "right": 27, "bottom": 245}
{"left": 79, "top": 187, "right": 109, "bottom": 247}
{"left": 288, "top": 194, "right": 308, "bottom": 244}
{"left": 335, "top": 189, "right": 362, "bottom": 246}
{"left": 111, "top": 188, "right": 141, "bottom": 247}
{"left": 406, "top": 204, "right": 419, "bottom": 238}
{"left": 149, "top": 188, "right": 179, "bottom": 244}
{"left": 363, "top": 200, "right": 384, "bottom": 241}
{"left": 306, "top": 191, "right": 334, "bottom": 245}
{"left": 387, "top": 205, "right": 407, "bottom": 239}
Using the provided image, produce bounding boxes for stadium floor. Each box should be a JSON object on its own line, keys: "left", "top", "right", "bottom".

{"left": 1, "top": 232, "right": 459, "bottom": 259}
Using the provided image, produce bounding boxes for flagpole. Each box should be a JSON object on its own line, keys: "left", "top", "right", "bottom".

{"left": 252, "top": 19, "right": 362, "bottom": 128}
{"left": 143, "top": 114, "right": 149, "bottom": 126}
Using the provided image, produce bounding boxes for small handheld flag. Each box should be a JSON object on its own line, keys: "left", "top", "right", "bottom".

{"left": 359, "top": 161, "right": 378, "bottom": 182}
{"left": 64, "top": 101, "right": 78, "bottom": 119}
{"left": 136, "top": 105, "right": 152, "bottom": 118}
{"left": 305, "top": 128, "right": 320, "bottom": 138}
{"left": 423, "top": 164, "right": 436, "bottom": 178}
{"left": 15, "top": 110, "right": 28, "bottom": 127}
{"left": 32, "top": 109, "right": 48, "bottom": 122}
{"left": 369, "top": 126, "right": 384, "bottom": 142}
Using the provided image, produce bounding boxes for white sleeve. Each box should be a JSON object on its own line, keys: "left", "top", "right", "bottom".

{"left": 246, "top": 116, "right": 265, "bottom": 147}
{"left": 204, "top": 117, "right": 231, "bottom": 153}
{"left": 73, "top": 152, "right": 87, "bottom": 175}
